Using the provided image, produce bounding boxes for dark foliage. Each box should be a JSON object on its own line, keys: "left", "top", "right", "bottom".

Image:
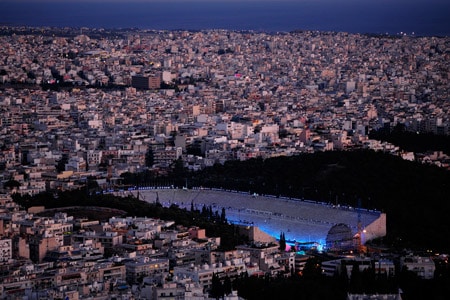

{"left": 145, "top": 148, "right": 154, "bottom": 168}
{"left": 12, "top": 189, "right": 245, "bottom": 251}
{"left": 4, "top": 179, "right": 21, "bottom": 189}
{"left": 234, "top": 272, "right": 348, "bottom": 300}
{"left": 10, "top": 149, "right": 450, "bottom": 298}
{"left": 369, "top": 124, "right": 450, "bottom": 155}
{"left": 186, "top": 150, "right": 450, "bottom": 251}
{"left": 210, "top": 273, "right": 224, "bottom": 299}
{"left": 279, "top": 232, "right": 286, "bottom": 252}
{"left": 233, "top": 259, "right": 450, "bottom": 300}
{"left": 12, "top": 150, "right": 450, "bottom": 252}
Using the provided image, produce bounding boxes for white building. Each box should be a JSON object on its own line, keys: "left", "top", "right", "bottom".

{"left": 400, "top": 255, "right": 436, "bottom": 279}
{"left": 0, "top": 239, "right": 12, "bottom": 262}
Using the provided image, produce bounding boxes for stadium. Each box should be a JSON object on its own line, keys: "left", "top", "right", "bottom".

{"left": 131, "top": 188, "right": 386, "bottom": 251}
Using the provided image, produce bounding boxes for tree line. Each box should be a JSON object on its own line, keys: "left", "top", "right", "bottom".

{"left": 117, "top": 150, "right": 450, "bottom": 251}
{"left": 12, "top": 189, "right": 246, "bottom": 251}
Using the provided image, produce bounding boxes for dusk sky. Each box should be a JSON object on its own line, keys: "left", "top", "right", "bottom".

{"left": 5, "top": 0, "right": 449, "bottom": 2}
{"left": 2, "top": 0, "right": 449, "bottom": 36}
{"left": 4, "top": 0, "right": 449, "bottom": 7}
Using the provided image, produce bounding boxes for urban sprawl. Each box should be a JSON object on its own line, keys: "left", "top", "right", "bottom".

{"left": 0, "top": 27, "right": 449, "bottom": 299}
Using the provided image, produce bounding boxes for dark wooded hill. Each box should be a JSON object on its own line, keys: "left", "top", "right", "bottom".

{"left": 184, "top": 150, "right": 450, "bottom": 251}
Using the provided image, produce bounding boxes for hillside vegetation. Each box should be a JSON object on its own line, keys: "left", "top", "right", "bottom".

{"left": 14, "top": 150, "right": 450, "bottom": 251}
{"left": 184, "top": 150, "right": 450, "bottom": 251}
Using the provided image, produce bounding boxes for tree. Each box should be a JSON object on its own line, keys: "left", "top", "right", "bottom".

{"left": 302, "top": 257, "right": 322, "bottom": 279}
{"left": 145, "top": 147, "right": 154, "bottom": 168}
{"left": 349, "top": 262, "right": 363, "bottom": 293}
{"left": 220, "top": 207, "right": 227, "bottom": 224}
{"left": 223, "top": 275, "right": 232, "bottom": 296}
{"left": 253, "top": 125, "right": 262, "bottom": 134}
{"left": 171, "top": 158, "right": 185, "bottom": 178}
{"left": 86, "top": 176, "right": 100, "bottom": 192}
{"left": 208, "top": 205, "right": 213, "bottom": 220}
{"left": 210, "top": 273, "right": 224, "bottom": 299}
{"left": 27, "top": 71, "right": 36, "bottom": 79}
{"left": 337, "top": 261, "right": 349, "bottom": 288}
{"left": 201, "top": 205, "right": 208, "bottom": 218}
{"left": 56, "top": 153, "right": 69, "bottom": 173}
{"left": 279, "top": 232, "right": 286, "bottom": 252}
{"left": 4, "top": 179, "right": 21, "bottom": 189}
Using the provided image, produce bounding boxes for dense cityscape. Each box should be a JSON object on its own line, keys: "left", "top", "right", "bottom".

{"left": 0, "top": 26, "right": 449, "bottom": 299}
